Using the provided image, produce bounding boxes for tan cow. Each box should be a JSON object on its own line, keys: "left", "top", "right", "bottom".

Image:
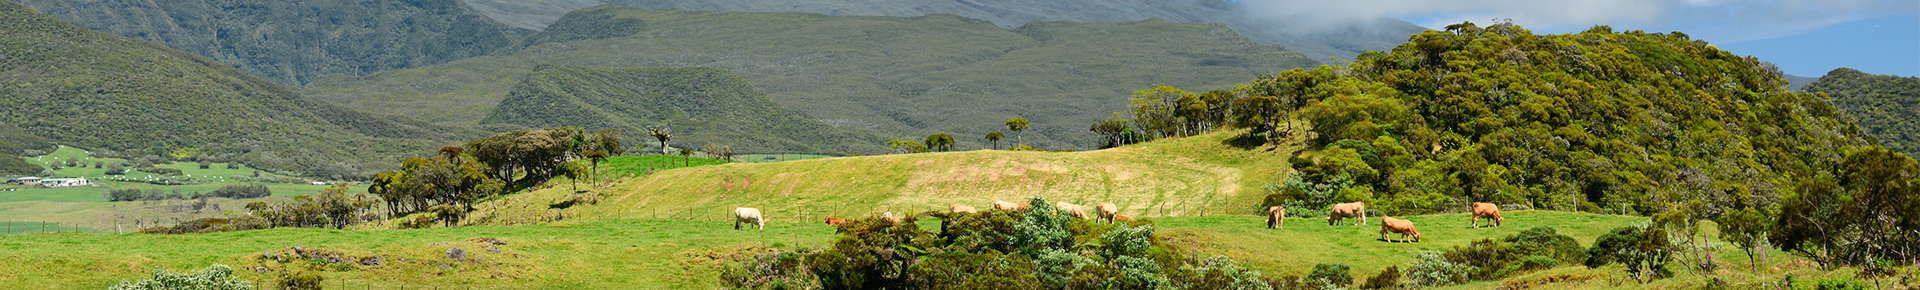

{"left": 734, "top": 208, "right": 765, "bottom": 230}
{"left": 823, "top": 217, "right": 847, "bottom": 225}
{"left": 1055, "top": 202, "right": 1091, "bottom": 219}
{"left": 1328, "top": 202, "right": 1367, "bottom": 226}
{"left": 1114, "top": 215, "right": 1135, "bottom": 222}
{"left": 1471, "top": 202, "right": 1504, "bottom": 228}
{"left": 1266, "top": 206, "right": 1287, "bottom": 229}
{"left": 1379, "top": 217, "right": 1420, "bottom": 242}
{"left": 951, "top": 204, "right": 979, "bottom": 214}
{"left": 1095, "top": 203, "right": 1119, "bottom": 223}
{"left": 994, "top": 200, "right": 1021, "bottom": 211}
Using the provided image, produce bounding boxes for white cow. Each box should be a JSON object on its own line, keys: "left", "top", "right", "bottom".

{"left": 734, "top": 207, "right": 765, "bottom": 230}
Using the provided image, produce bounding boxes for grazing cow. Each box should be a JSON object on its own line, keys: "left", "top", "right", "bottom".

{"left": 1266, "top": 206, "right": 1287, "bottom": 229}
{"left": 994, "top": 200, "right": 1021, "bottom": 211}
{"left": 1471, "top": 202, "right": 1504, "bottom": 228}
{"left": 1114, "top": 215, "right": 1135, "bottom": 222}
{"left": 1379, "top": 217, "right": 1420, "bottom": 242}
{"left": 1328, "top": 202, "right": 1367, "bottom": 226}
{"left": 734, "top": 208, "right": 765, "bottom": 230}
{"left": 1054, "top": 202, "right": 1091, "bottom": 219}
{"left": 1095, "top": 203, "right": 1119, "bottom": 223}
{"left": 823, "top": 218, "right": 847, "bottom": 225}
{"left": 951, "top": 204, "right": 979, "bottom": 214}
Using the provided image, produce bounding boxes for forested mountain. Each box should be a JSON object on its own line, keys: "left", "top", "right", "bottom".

{"left": 463, "top": 0, "right": 1428, "bottom": 63}
{"left": 308, "top": 6, "right": 1321, "bottom": 151}
{"left": 1784, "top": 73, "right": 1818, "bottom": 91}
{"left": 0, "top": 0, "right": 478, "bottom": 179}
{"left": 1126, "top": 23, "right": 1876, "bottom": 219}
{"left": 1804, "top": 68, "right": 1920, "bottom": 157}
{"left": 14, "top": 0, "right": 533, "bottom": 86}
{"left": 484, "top": 66, "right": 884, "bottom": 153}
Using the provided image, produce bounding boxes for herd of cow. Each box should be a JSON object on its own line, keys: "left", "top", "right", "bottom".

{"left": 731, "top": 200, "right": 1509, "bottom": 243}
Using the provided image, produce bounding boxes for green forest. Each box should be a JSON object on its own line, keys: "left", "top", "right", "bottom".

{"left": 1803, "top": 68, "right": 1920, "bottom": 157}
{"left": 0, "top": 1, "right": 480, "bottom": 179}
{"left": 13, "top": 0, "right": 533, "bottom": 86}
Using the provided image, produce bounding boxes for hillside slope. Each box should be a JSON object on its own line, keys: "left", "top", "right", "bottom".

{"left": 0, "top": 0, "right": 478, "bottom": 178}
{"left": 463, "top": 0, "right": 1428, "bottom": 62}
{"left": 307, "top": 7, "right": 1320, "bottom": 151}
{"left": 15, "top": 0, "right": 533, "bottom": 86}
{"left": 1804, "top": 68, "right": 1920, "bottom": 157}
{"left": 484, "top": 66, "right": 883, "bottom": 153}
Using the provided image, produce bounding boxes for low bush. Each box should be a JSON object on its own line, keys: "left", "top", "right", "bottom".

{"left": 1305, "top": 263, "right": 1354, "bottom": 289}
{"left": 108, "top": 264, "right": 253, "bottom": 290}
{"left": 723, "top": 196, "right": 1270, "bottom": 290}
{"left": 1359, "top": 265, "right": 1401, "bottom": 290}
{"left": 1404, "top": 251, "right": 1471, "bottom": 287}
{"left": 1442, "top": 227, "right": 1586, "bottom": 280}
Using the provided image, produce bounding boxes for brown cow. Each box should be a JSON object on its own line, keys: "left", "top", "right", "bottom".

{"left": 1328, "top": 202, "right": 1367, "bottom": 226}
{"left": 1095, "top": 203, "right": 1119, "bottom": 223}
{"left": 951, "top": 204, "right": 979, "bottom": 214}
{"left": 823, "top": 218, "right": 847, "bottom": 225}
{"left": 1054, "top": 202, "right": 1091, "bottom": 219}
{"left": 1471, "top": 202, "right": 1504, "bottom": 228}
{"left": 994, "top": 200, "right": 1021, "bottom": 211}
{"left": 1379, "top": 217, "right": 1420, "bottom": 242}
{"left": 1114, "top": 215, "right": 1135, "bottom": 222}
{"left": 1266, "top": 206, "right": 1287, "bottom": 229}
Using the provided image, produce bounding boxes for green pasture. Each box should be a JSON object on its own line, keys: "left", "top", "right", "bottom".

{"left": 0, "top": 211, "right": 1875, "bottom": 289}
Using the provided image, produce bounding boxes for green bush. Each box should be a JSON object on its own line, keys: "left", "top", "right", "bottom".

{"left": 108, "top": 264, "right": 253, "bottom": 290}
{"left": 1403, "top": 251, "right": 1471, "bottom": 287}
{"left": 1359, "top": 265, "right": 1401, "bottom": 290}
{"left": 277, "top": 271, "right": 323, "bottom": 290}
{"left": 1441, "top": 227, "right": 1585, "bottom": 280}
{"left": 1305, "top": 263, "right": 1353, "bottom": 289}
{"left": 1585, "top": 224, "right": 1673, "bottom": 283}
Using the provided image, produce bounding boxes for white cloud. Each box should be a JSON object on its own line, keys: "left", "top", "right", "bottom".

{"left": 1237, "top": 0, "right": 1918, "bottom": 43}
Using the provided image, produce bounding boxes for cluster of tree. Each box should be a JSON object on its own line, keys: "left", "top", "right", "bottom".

{"left": 1804, "top": 68, "right": 1920, "bottom": 157}
{"left": 245, "top": 184, "right": 380, "bottom": 229}
{"left": 1091, "top": 22, "right": 1877, "bottom": 226}
{"left": 721, "top": 197, "right": 1274, "bottom": 290}
{"left": 371, "top": 128, "right": 624, "bottom": 227}
{"left": 108, "top": 185, "right": 273, "bottom": 202}
{"left": 0, "top": 153, "right": 39, "bottom": 176}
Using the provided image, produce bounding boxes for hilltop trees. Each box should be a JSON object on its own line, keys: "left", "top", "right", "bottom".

{"left": 985, "top": 132, "right": 1005, "bottom": 150}
{"left": 925, "top": 134, "right": 956, "bottom": 152}
{"left": 1771, "top": 147, "right": 1920, "bottom": 269}
{"left": 465, "top": 128, "right": 581, "bottom": 188}
{"left": 369, "top": 146, "right": 503, "bottom": 219}
{"left": 1006, "top": 117, "right": 1030, "bottom": 147}
{"left": 648, "top": 126, "right": 673, "bottom": 154}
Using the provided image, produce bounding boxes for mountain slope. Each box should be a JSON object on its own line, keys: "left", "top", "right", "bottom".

{"left": 466, "top": 0, "right": 1427, "bottom": 63}
{"left": 484, "top": 66, "right": 883, "bottom": 153}
{"left": 0, "top": 1, "right": 477, "bottom": 178}
{"left": 15, "top": 0, "right": 533, "bottom": 86}
{"left": 307, "top": 7, "right": 1321, "bottom": 151}
{"left": 1804, "top": 68, "right": 1920, "bottom": 157}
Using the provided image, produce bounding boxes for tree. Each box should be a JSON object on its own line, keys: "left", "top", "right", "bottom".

{"left": 925, "top": 134, "right": 955, "bottom": 152}
{"left": 582, "top": 150, "right": 609, "bottom": 189}
{"left": 985, "top": 132, "right": 1004, "bottom": 150}
{"left": 1090, "top": 113, "right": 1130, "bottom": 149}
{"left": 648, "top": 126, "right": 673, "bottom": 155}
{"left": 1005, "top": 117, "right": 1030, "bottom": 147}
{"left": 1586, "top": 224, "right": 1673, "bottom": 283}
{"left": 1717, "top": 206, "right": 1770, "bottom": 272}
{"left": 678, "top": 148, "right": 694, "bottom": 166}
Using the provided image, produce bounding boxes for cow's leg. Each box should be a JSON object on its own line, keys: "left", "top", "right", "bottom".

{"left": 734, "top": 220, "right": 741, "bottom": 230}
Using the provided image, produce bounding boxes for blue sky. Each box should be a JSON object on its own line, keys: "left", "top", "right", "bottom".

{"left": 1243, "top": 0, "right": 1920, "bottom": 77}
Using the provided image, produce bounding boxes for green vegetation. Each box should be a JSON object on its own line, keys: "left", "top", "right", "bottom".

{"left": 1803, "top": 68, "right": 1920, "bottom": 157}
{"left": 107, "top": 264, "right": 253, "bottom": 290}
{"left": 1112, "top": 22, "right": 1875, "bottom": 224}
{"left": 483, "top": 66, "right": 882, "bottom": 153}
{"left": 306, "top": 6, "right": 1322, "bottom": 150}
{"left": 15, "top": 0, "right": 533, "bottom": 86}
{"left": 0, "top": 1, "right": 480, "bottom": 179}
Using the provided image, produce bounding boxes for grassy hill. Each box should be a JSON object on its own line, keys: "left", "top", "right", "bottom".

{"left": 484, "top": 66, "right": 884, "bottom": 153}
{"left": 0, "top": 0, "right": 480, "bottom": 179}
{"left": 1804, "top": 68, "right": 1920, "bottom": 157}
{"left": 14, "top": 0, "right": 533, "bottom": 86}
{"left": 307, "top": 6, "right": 1322, "bottom": 151}
{"left": 461, "top": 0, "right": 1429, "bottom": 63}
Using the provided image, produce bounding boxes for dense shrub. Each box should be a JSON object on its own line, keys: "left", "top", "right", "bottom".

{"left": 142, "top": 168, "right": 182, "bottom": 176}
{"left": 1585, "top": 223, "right": 1674, "bottom": 283}
{"left": 724, "top": 196, "right": 1268, "bottom": 290}
{"left": 140, "top": 216, "right": 271, "bottom": 234}
{"left": 108, "top": 264, "right": 253, "bottom": 290}
{"left": 109, "top": 185, "right": 271, "bottom": 202}
{"left": 1403, "top": 251, "right": 1471, "bottom": 287}
{"left": 1359, "top": 266, "right": 1402, "bottom": 290}
{"left": 1304, "top": 263, "right": 1354, "bottom": 289}
{"left": 1441, "top": 227, "right": 1585, "bottom": 280}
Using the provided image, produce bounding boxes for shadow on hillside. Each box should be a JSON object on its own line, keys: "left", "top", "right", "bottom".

{"left": 1223, "top": 132, "right": 1268, "bottom": 150}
